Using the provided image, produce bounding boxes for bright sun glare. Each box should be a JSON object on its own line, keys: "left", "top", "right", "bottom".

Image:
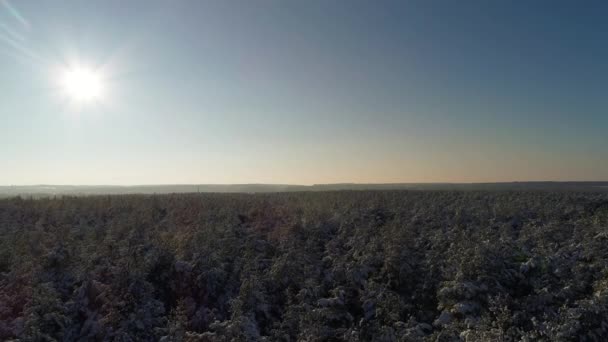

{"left": 60, "top": 66, "right": 104, "bottom": 102}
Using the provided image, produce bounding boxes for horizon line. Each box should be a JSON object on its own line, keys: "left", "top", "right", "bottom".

{"left": 2, "top": 180, "right": 608, "bottom": 187}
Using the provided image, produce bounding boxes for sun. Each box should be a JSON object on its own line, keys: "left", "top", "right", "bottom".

{"left": 60, "top": 66, "right": 104, "bottom": 102}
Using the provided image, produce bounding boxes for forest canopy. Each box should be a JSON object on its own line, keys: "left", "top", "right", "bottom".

{"left": 1, "top": 191, "right": 608, "bottom": 341}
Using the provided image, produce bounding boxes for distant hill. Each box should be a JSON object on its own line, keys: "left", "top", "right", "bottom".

{"left": 1, "top": 182, "right": 608, "bottom": 197}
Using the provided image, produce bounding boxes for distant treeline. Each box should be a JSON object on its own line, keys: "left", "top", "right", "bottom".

{"left": 1, "top": 181, "right": 608, "bottom": 197}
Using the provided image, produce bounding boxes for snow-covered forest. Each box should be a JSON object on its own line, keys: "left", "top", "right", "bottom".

{"left": 1, "top": 191, "right": 608, "bottom": 341}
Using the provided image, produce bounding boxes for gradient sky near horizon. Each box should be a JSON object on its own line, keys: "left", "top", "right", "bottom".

{"left": 1, "top": 0, "right": 607, "bottom": 185}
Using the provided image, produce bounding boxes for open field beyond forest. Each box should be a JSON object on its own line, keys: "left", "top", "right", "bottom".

{"left": 1, "top": 190, "right": 608, "bottom": 341}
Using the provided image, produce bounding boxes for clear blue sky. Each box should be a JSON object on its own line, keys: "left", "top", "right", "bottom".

{"left": 1, "top": 0, "right": 607, "bottom": 184}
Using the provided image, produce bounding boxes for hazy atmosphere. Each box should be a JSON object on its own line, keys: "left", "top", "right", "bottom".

{"left": 3, "top": 2, "right": 608, "bottom": 341}
{"left": 2, "top": 0, "right": 607, "bottom": 185}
